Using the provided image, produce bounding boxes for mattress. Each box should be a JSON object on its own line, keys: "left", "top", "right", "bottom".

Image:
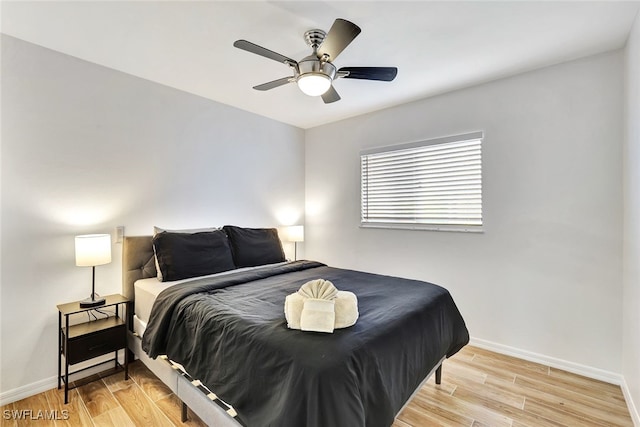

{"left": 133, "top": 314, "right": 148, "bottom": 337}
{"left": 134, "top": 278, "right": 176, "bottom": 325}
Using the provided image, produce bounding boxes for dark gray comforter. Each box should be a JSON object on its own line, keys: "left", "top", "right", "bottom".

{"left": 142, "top": 261, "right": 469, "bottom": 427}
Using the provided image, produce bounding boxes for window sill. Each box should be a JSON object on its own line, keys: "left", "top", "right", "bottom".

{"left": 360, "top": 223, "right": 484, "bottom": 233}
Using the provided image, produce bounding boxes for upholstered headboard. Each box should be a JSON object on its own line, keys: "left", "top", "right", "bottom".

{"left": 122, "top": 236, "right": 156, "bottom": 301}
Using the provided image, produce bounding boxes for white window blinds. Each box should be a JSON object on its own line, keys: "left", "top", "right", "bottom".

{"left": 360, "top": 131, "right": 483, "bottom": 231}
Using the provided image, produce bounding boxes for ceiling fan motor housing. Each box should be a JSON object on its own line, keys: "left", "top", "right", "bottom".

{"left": 298, "top": 55, "right": 336, "bottom": 80}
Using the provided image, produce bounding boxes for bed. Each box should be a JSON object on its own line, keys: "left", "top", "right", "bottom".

{"left": 123, "top": 227, "right": 469, "bottom": 427}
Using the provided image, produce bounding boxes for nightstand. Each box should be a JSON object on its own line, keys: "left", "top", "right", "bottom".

{"left": 57, "top": 294, "right": 131, "bottom": 404}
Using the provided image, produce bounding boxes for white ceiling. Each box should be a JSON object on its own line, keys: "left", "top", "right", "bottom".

{"left": 2, "top": 1, "right": 639, "bottom": 129}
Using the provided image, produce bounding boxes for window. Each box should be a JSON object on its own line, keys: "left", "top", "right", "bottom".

{"left": 360, "top": 131, "right": 483, "bottom": 232}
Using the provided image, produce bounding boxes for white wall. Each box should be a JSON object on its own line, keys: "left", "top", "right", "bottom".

{"left": 623, "top": 11, "right": 640, "bottom": 424}
{"left": 1, "top": 28, "right": 633, "bottom": 411}
{"left": 0, "top": 35, "right": 305, "bottom": 397}
{"left": 305, "top": 51, "right": 624, "bottom": 373}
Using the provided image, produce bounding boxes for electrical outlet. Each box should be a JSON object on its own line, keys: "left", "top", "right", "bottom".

{"left": 115, "top": 226, "right": 124, "bottom": 244}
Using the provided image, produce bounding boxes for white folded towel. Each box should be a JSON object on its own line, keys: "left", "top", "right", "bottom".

{"left": 334, "top": 291, "right": 359, "bottom": 329}
{"left": 300, "top": 299, "right": 335, "bottom": 333}
{"left": 285, "top": 279, "right": 359, "bottom": 332}
{"left": 284, "top": 292, "right": 304, "bottom": 329}
{"left": 297, "top": 279, "right": 339, "bottom": 300}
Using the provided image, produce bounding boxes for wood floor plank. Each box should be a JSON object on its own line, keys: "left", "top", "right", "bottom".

{"left": 447, "top": 377, "right": 524, "bottom": 410}
{"left": 398, "top": 403, "right": 473, "bottom": 427}
{"left": 523, "top": 397, "right": 611, "bottom": 427}
{"left": 524, "top": 394, "right": 633, "bottom": 427}
{"left": 154, "top": 393, "right": 207, "bottom": 426}
{"left": 435, "top": 381, "right": 457, "bottom": 396}
{"left": 491, "top": 373, "right": 630, "bottom": 419}
{"left": 451, "top": 383, "right": 566, "bottom": 427}
{"left": 0, "top": 402, "right": 18, "bottom": 427}
{"left": 111, "top": 383, "right": 173, "bottom": 426}
{"left": 43, "top": 388, "right": 92, "bottom": 427}
{"left": 417, "top": 384, "right": 513, "bottom": 427}
{"left": 468, "top": 346, "right": 549, "bottom": 375}
{"left": 127, "top": 360, "right": 173, "bottom": 402}
{"left": 11, "top": 393, "right": 56, "bottom": 427}
{"left": 514, "top": 374, "right": 631, "bottom": 416}
{"left": 451, "top": 346, "right": 477, "bottom": 362}
{"left": 514, "top": 367, "right": 626, "bottom": 405}
{"left": 548, "top": 366, "right": 628, "bottom": 400}
{"left": 484, "top": 372, "right": 515, "bottom": 389}
{"left": 409, "top": 391, "right": 477, "bottom": 426}
{"left": 2, "top": 351, "right": 634, "bottom": 427}
{"left": 448, "top": 356, "right": 518, "bottom": 386}
{"left": 71, "top": 374, "right": 101, "bottom": 389}
{"left": 391, "top": 418, "right": 413, "bottom": 427}
{"left": 76, "top": 379, "right": 119, "bottom": 418}
{"left": 100, "top": 371, "right": 134, "bottom": 393}
{"left": 440, "top": 362, "right": 488, "bottom": 385}
{"left": 92, "top": 406, "right": 135, "bottom": 427}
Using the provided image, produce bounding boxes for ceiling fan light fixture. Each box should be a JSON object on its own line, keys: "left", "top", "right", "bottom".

{"left": 297, "top": 73, "right": 332, "bottom": 96}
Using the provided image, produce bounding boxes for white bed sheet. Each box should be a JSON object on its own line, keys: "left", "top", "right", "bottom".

{"left": 133, "top": 314, "right": 148, "bottom": 337}
{"left": 134, "top": 278, "right": 175, "bottom": 325}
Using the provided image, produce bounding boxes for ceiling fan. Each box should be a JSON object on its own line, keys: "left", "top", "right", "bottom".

{"left": 233, "top": 18, "right": 398, "bottom": 104}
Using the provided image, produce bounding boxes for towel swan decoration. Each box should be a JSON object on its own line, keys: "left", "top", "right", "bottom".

{"left": 285, "top": 279, "right": 359, "bottom": 333}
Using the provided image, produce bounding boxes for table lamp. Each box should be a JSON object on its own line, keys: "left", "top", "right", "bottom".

{"left": 284, "top": 225, "right": 304, "bottom": 261}
{"left": 75, "top": 234, "right": 111, "bottom": 308}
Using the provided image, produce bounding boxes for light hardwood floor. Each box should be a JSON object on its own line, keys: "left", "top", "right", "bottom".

{"left": 1, "top": 345, "right": 633, "bottom": 426}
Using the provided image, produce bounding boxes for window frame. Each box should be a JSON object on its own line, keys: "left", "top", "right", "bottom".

{"left": 360, "top": 131, "right": 484, "bottom": 233}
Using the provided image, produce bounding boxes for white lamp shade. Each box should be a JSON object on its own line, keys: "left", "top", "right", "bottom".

{"left": 297, "top": 74, "right": 331, "bottom": 96}
{"left": 75, "top": 234, "right": 112, "bottom": 267}
{"left": 284, "top": 225, "right": 304, "bottom": 243}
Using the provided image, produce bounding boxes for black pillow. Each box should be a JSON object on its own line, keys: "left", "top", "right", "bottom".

{"left": 222, "top": 225, "right": 286, "bottom": 268}
{"left": 152, "top": 230, "right": 236, "bottom": 281}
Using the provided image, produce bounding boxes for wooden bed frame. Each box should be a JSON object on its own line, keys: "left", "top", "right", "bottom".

{"left": 122, "top": 235, "right": 443, "bottom": 426}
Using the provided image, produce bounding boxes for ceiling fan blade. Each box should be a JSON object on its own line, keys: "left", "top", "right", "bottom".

{"left": 321, "top": 85, "right": 341, "bottom": 104}
{"left": 233, "top": 40, "right": 297, "bottom": 66}
{"left": 317, "top": 19, "right": 361, "bottom": 61}
{"left": 253, "top": 77, "right": 294, "bottom": 91}
{"left": 338, "top": 67, "right": 398, "bottom": 81}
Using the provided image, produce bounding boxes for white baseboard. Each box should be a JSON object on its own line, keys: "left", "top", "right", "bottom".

{"left": 0, "top": 376, "right": 57, "bottom": 407}
{"left": 0, "top": 355, "right": 125, "bottom": 406}
{"left": 469, "top": 337, "right": 639, "bottom": 426}
{"left": 469, "top": 337, "right": 624, "bottom": 384}
{"left": 620, "top": 377, "right": 640, "bottom": 427}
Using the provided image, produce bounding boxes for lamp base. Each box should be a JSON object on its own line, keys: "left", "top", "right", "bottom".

{"left": 79, "top": 296, "right": 106, "bottom": 308}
